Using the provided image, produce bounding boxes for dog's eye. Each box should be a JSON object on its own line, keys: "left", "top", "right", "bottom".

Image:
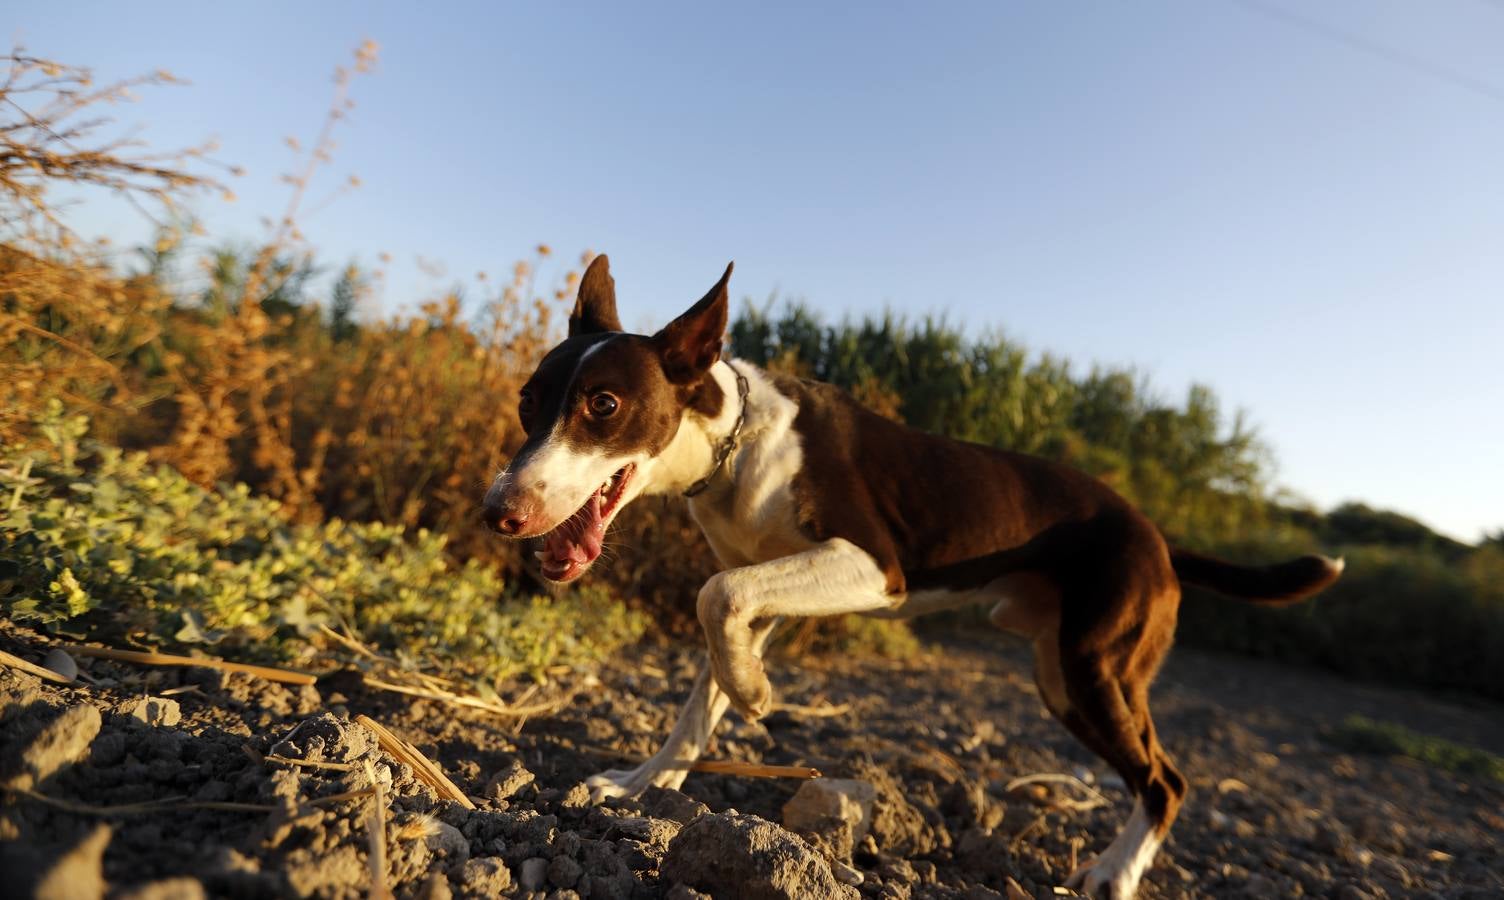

{"left": 518, "top": 389, "right": 536, "bottom": 422}
{"left": 587, "top": 392, "right": 619, "bottom": 418}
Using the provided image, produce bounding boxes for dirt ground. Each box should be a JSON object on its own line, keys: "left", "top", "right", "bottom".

{"left": 2, "top": 618, "right": 1501, "bottom": 899}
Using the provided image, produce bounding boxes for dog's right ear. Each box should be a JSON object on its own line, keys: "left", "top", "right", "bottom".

{"left": 569, "top": 254, "right": 623, "bottom": 336}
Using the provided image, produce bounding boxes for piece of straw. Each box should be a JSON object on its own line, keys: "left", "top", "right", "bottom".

{"left": 361, "top": 674, "right": 564, "bottom": 719}
{"left": 7, "top": 786, "right": 373, "bottom": 817}
{"left": 0, "top": 648, "right": 74, "bottom": 685}
{"left": 68, "top": 646, "right": 317, "bottom": 686}
{"left": 354, "top": 714, "right": 475, "bottom": 810}
{"left": 363, "top": 759, "right": 392, "bottom": 900}
{"left": 265, "top": 754, "right": 357, "bottom": 773}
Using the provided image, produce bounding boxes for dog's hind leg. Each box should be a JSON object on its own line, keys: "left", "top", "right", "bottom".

{"left": 585, "top": 618, "right": 780, "bottom": 802}
{"left": 1052, "top": 608, "right": 1186, "bottom": 898}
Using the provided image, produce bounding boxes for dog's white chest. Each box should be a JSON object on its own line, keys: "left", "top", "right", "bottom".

{"left": 687, "top": 371, "right": 813, "bottom": 568}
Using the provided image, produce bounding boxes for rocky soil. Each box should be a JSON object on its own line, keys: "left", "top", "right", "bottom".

{"left": 2, "top": 619, "right": 1501, "bottom": 899}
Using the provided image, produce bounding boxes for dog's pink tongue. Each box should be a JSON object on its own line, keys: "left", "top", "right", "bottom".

{"left": 544, "top": 491, "right": 605, "bottom": 564}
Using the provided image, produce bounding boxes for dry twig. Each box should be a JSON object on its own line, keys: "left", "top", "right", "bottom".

{"left": 6, "top": 785, "right": 373, "bottom": 817}
{"left": 1005, "top": 772, "right": 1110, "bottom": 812}
{"left": 68, "top": 645, "right": 316, "bottom": 686}
{"left": 0, "top": 648, "right": 73, "bottom": 685}
{"left": 360, "top": 673, "right": 564, "bottom": 719}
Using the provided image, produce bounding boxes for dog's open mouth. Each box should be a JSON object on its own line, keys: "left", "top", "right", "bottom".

{"left": 536, "top": 464, "right": 635, "bottom": 582}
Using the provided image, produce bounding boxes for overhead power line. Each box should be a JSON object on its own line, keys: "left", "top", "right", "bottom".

{"left": 1230, "top": 0, "right": 1504, "bottom": 105}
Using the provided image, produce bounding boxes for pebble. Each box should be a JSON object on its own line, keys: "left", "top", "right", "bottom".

{"left": 42, "top": 649, "right": 78, "bottom": 682}
{"left": 519, "top": 857, "right": 549, "bottom": 892}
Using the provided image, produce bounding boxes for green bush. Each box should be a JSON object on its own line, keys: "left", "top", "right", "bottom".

{"left": 0, "top": 403, "right": 645, "bottom": 686}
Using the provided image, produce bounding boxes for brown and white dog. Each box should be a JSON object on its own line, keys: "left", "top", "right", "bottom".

{"left": 482, "top": 255, "right": 1343, "bottom": 898}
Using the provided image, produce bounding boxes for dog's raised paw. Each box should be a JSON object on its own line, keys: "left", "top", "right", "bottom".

{"left": 720, "top": 660, "right": 773, "bottom": 720}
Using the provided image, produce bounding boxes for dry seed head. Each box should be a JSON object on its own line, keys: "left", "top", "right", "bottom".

{"left": 394, "top": 812, "right": 440, "bottom": 841}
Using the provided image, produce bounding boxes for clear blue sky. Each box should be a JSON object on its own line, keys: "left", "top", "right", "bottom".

{"left": 12, "top": 1, "right": 1503, "bottom": 541}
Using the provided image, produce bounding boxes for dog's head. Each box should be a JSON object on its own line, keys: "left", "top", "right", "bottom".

{"left": 482, "top": 254, "right": 733, "bottom": 582}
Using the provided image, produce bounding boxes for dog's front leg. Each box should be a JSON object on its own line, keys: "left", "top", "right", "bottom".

{"left": 698, "top": 538, "right": 895, "bottom": 719}
{"left": 585, "top": 619, "right": 779, "bottom": 802}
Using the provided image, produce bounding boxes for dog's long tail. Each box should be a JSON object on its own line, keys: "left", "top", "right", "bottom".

{"left": 1170, "top": 548, "right": 1344, "bottom": 606}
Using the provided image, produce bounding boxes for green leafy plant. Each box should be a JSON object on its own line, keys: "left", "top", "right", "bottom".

{"left": 0, "top": 402, "right": 645, "bottom": 686}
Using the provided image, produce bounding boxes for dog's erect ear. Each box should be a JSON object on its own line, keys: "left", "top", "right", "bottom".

{"left": 569, "top": 254, "right": 623, "bottom": 336}
{"left": 655, "top": 262, "right": 732, "bottom": 383}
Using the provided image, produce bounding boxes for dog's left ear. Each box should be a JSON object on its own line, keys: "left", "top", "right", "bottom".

{"left": 569, "top": 254, "right": 623, "bottom": 336}
{"left": 655, "top": 262, "right": 732, "bottom": 383}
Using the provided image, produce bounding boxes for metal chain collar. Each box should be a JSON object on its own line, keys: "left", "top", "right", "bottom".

{"left": 683, "top": 362, "right": 750, "bottom": 498}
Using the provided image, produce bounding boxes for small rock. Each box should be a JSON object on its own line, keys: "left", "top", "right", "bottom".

{"left": 274, "top": 712, "right": 375, "bottom": 763}
{"left": 560, "top": 782, "right": 592, "bottom": 809}
{"left": 548, "top": 855, "right": 584, "bottom": 889}
{"left": 665, "top": 886, "right": 712, "bottom": 900}
{"left": 455, "top": 858, "right": 511, "bottom": 898}
{"left": 1238, "top": 874, "right": 1278, "bottom": 898}
{"left": 132, "top": 696, "right": 182, "bottom": 727}
{"left": 5, "top": 703, "right": 102, "bottom": 790}
{"left": 484, "top": 759, "right": 536, "bottom": 801}
{"left": 782, "top": 778, "right": 876, "bottom": 844}
{"left": 89, "top": 731, "right": 126, "bottom": 767}
{"left": 35, "top": 824, "right": 111, "bottom": 900}
{"left": 42, "top": 649, "right": 78, "bottom": 682}
{"left": 661, "top": 811, "right": 859, "bottom": 900}
{"left": 519, "top": 856, "right": 550, "bottom": 892}
{"left": 426, "top": 821, "right": 470, "bottom": 863}
{"left": 1312, "top": 819, "right": 1352, "bottom": 855}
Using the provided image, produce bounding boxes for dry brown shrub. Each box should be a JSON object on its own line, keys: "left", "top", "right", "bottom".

{"left": 0, "top": 49, "right": 221, "bottom": 445}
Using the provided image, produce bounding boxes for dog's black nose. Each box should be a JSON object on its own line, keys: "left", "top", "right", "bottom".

{"left": 481, "top": 503, "right": 528, "bottom": 535}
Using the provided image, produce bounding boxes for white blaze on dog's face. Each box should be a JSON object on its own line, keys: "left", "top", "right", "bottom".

{"left": 482, "top": 254, "right": 732, "bottom": 582}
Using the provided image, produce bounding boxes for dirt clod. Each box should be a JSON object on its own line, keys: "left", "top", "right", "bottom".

{"left": 132, "top": 696, "right": 182, "bottom": 727}
{"left": 455, "top": 857, "right": 511, "bottom": 898}
{"left": 4, "top": 702, "right": 101, "bottom": 790}
{"left": 661, "top": 811, "right": 859, "bottom": 900}
{"left": 35, "top": 823, "right": 111, "bottom": 900}
{"left": 114, "top": 877, "right": 208, "bottom": 900}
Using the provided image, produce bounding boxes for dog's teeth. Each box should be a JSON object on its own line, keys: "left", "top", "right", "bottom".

{"left": 533, "top": 551, "right": 547, "bottom": 561}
